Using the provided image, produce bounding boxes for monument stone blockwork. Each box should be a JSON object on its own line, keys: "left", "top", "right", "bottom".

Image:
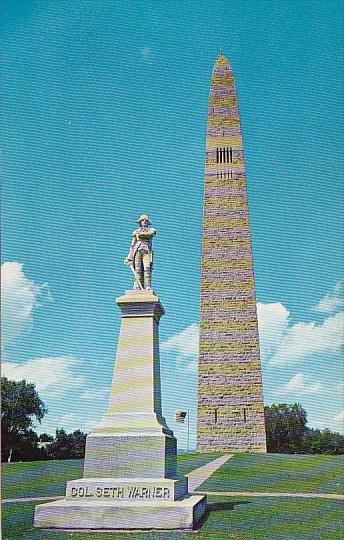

{"left": 197, "top": 55, "right": 267, "bottom": 453}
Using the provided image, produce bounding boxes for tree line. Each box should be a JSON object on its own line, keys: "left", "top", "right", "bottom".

{"left": 2, "top": 377, "right": 343, "bottom": 462}
{"left": 264, "top": 403, "right": 344, "bottom": 455}
{"left": 1, "top": 377, "right": 86, "bottom": 462}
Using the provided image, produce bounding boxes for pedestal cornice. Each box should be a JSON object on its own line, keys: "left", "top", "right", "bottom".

{"left": 116, "top": 290, "right": 165, "bottom": 321}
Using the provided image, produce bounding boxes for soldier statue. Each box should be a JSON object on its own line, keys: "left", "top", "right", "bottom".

{"left": 124, "top": 215, "right": 156, "bottom": 290}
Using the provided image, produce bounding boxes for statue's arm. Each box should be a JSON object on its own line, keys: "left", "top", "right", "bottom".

{"left": 135, "top": 228, "right": 156, "bottom": 240}
{"left": 139, "top": 228, "right": 156, "bottom": 239}
{"left": 124, "top": 232, "right": 137, "bottom": 264}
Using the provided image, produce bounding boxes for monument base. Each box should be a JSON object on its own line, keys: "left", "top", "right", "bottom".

{"left": 34, "top": 494, "right": 207, "bottom": 530}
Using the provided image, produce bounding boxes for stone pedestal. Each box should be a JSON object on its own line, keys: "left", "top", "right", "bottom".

{"left": 34, "top": 290, "right": 207, "bottom": 530}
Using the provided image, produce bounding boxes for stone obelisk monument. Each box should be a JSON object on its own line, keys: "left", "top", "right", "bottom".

{"left": 34, "top": 216, "right": 206, "bottom": 530}
{"left": 197, "top": 55, "right": 267, "bottom": 453}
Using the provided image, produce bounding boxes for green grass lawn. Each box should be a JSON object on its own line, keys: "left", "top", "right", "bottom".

{"left": 2, "top": 454, "right": 344, "bottom": 540}
{"left": 199, "top": 453, "right": 344, "bottom": 494}
{"left": 1, "top": 459, "right": 84, "bottom": 499}
{"left": 2, "top": 496, "right": 343, "bottom": 540}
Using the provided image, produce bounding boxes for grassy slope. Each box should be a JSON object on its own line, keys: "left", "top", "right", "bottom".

{"left": 2, "top": 453, "right": 344, "bottom": 540}
{"left": 199, "top": 453, "right": 344, "bottom": 494}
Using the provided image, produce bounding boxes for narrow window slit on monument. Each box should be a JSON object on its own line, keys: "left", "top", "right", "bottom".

{"left": 230, "top": 147, "right": 233, "bottom": 163}
{"left": 214, "top": 409, "right": 218, "bottom": 424}
{"left": 243, "top": 408, "right": 247, "bottom": 423}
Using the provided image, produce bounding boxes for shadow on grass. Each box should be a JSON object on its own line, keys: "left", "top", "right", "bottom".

{"left": 208, "top": 500, "right": 251, "bottom": 512}
{"left": 195, "top": 499, "right": 251, "bottom": 530}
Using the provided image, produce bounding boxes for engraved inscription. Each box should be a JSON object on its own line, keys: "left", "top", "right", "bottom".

{"left": 70, "top": 485, "right": 171, "bottom": 500}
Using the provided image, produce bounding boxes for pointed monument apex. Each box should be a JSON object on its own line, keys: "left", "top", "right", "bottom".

{"left": 215, "top": 52, "right": 230, "bottom": 65}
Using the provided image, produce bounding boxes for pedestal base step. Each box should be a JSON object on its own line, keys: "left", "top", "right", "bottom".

{"left": 34, "top": 494, "right": 207, "bottom": 530}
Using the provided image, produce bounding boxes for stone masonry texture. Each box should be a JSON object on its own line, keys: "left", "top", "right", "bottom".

{"left": 197, "top": 55, "right": 267, "bottom": 453}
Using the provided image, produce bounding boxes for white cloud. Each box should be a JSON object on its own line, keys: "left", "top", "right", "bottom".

{"left": 80, "top": 388, "right": 109, "bottom": 400}
{"left": 161, "top": 323, "right": 199, "bottom": 372}
{"left": 141, "top": 46, "right": 153, "bottom": 61}
{"left": 1, "top": 261, "right": 52, "bottom": 348}
{"left": 257, "top": 302, "right": 290, "bottom": 360}
{"left": 162, "top": 299, "right": 343, "bottom": 372}
{"left": 313, "top": 281, "right": 344, "bottom": 314}
{"left": 2, "top": 356, "right": 86, "bottom": 400}
{"left": 257, "top": 301, "right": 344, "bottom": 367}
{"left": 333, "top": 410, "right": 344, "bottom": 423}
{"left": 271, "top": 311, "right": 344, "bottom": 366}
{"left": 161, "top": 323, "right": 199, "bottom": 357}
{"left": 330, "top": 410, "right": 344, "bottom": 434}
{"left": 277, "top": 373, "right": 323, "bottom": 395}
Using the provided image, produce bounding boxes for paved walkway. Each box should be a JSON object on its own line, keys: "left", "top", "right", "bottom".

{"left": 3, "top": 495, "right": 64, "bottom": 504}
{"left": 186, "top": 454, "right": 233, "bottom": 491}
{"left": 196, "top": 490, "right": 344, "bottom": 500}
{"left": 4, "top": 490, "right": 343, "bottom": 504}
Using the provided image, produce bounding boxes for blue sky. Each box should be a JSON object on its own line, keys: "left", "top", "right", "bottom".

{"left": 1, "top": 0, "right": 343, "bottom": 448}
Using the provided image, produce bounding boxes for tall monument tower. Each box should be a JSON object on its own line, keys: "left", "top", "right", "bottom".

{"left": 197, "top": 55, "right": 266, "bottom": 453}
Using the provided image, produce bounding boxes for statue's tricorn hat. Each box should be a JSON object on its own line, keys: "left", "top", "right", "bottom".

{"left": 136, "top": 214, "right": 151, "bottom": 224}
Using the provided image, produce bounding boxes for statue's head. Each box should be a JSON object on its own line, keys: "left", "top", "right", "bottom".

{"left": 136, "top": 214, "right": 151, "bottom": 227}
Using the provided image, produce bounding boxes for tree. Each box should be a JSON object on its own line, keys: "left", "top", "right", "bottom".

{"left": 301, "top": 428, "right": 344, "bottom": 455}
{"left": 264, "top": 403, "right": 307, "bottom": 453}
{"left": 46, "top": 429, "right": 87, "bottom": 460}
{"left": 39, "top": 433, "right": 54, "bottom": 443}
{"left": 12, "top": 429, "right": 47, "bottom": 462}
{"left": 1, "top": 377, "right": 47, "bottom": 462}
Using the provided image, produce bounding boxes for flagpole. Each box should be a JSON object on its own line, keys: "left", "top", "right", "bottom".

{"left": 187, "top": 409, "right": 190, "bottom": 454}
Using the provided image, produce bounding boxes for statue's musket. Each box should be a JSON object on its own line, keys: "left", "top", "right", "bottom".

{"left": 129, "top": 263, "right": 144, "bottom": 290}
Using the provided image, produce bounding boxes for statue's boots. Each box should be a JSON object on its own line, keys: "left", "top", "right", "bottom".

{"left": 144, "top": 270, "right": 152, "bottom": 290}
